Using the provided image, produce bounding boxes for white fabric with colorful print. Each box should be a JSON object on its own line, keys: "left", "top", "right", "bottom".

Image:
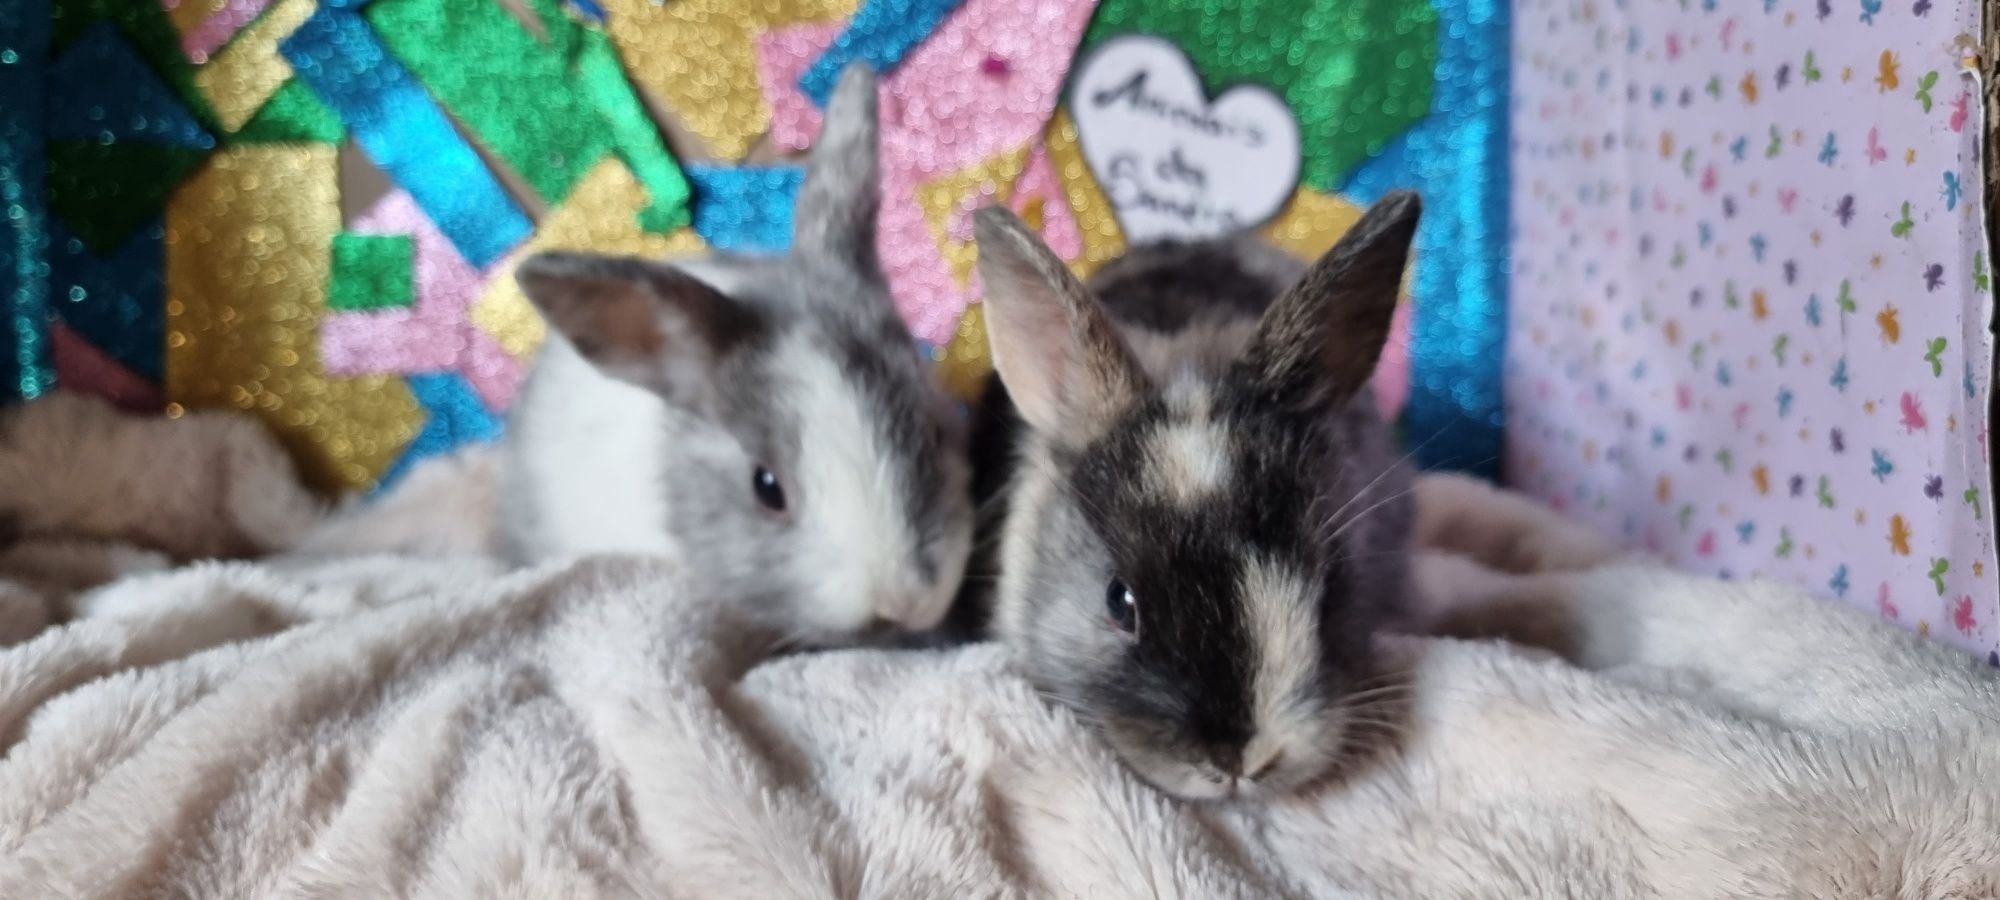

{"left": 1507, "top": 0, "right": 1997, "bottom": 658}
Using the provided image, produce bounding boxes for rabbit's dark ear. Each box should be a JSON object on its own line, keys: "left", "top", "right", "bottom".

{"left": 793, "top": 64, "right": 881, "bottom": 272}
{"left": 974, "top": 206, "right": 1143, "bottom": 442}
{"left": 517, "top": 251, "right": 758, "bottom": 411}
{"left": 1239, "top": 191, "right": 1419, "bottom": 412}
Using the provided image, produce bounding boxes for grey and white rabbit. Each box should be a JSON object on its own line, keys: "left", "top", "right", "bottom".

{"left": 499, "top": 65, "right": 974, "bottom": 642}
{"left": 971, "top": 193, "right": 1424, "bottom": 800}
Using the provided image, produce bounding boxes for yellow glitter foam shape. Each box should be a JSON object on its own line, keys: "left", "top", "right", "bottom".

{"left": 917, "top": 145, "right": 1032, "bottom": 289}
{"left": 599, "top": 0, "right": 859, "bottom": 161}
{"left": 166, "top": 145, "right": 422, "bottom": 492}
{"left": 934, "top": 300, "right": 992, "bottom": 403}
{"left": 1040, "top": 108, "right": 1126, "bottom": 279}
{"left": 195, "top": 0, "right": 315, "bottom": 132}
{"left": 471, "top": 158, "right": 706, "bottom": 360}
{"left": 1261, "top": 190, "right": 1417, "bottom": 300}
{"left": 1259, "top": 188, "right": 1366, "bottom": 261}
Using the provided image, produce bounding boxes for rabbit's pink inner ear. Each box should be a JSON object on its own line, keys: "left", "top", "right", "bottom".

{"left": 517, "top": 268, "right": 668, "bottom": 377}
{"left": 516, "top": 252, "right": 754, "bottom": 411}
{"left": 1371, "top": 296, "right": 1414, "bottom": 422}
{"left": 974, "top": 207, "right": 1139, "bottom": 442}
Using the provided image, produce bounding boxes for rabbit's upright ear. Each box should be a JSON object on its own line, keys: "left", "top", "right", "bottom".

{"left": 1239, "top": 191, "right": 1419, "bottom": 413}
{"left": 517, "top": 251, "right": 759, "bottom": 414}
{"left": 974, "top": 206, "right": 1144, "bottom": 443}
{"left": 793, "top": 64, "right": 882, "bottom": 273}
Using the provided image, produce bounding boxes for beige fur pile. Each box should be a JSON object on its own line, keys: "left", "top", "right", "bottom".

{"left": 1, "top": 393, "right": 1996, "bottom": 898}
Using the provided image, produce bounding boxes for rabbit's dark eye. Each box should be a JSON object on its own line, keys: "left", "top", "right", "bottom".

{"left": 1105, "top": 578, "right": 1137, "bottom": 634}
{"left": 752, "top": 465, "right": 787, "bottom": 512}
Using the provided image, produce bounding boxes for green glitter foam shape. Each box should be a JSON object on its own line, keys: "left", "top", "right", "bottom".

{"left": 366, "top": 0, "right": 690, "bottom": 233}
{"left": 234, "top": 78, "right": 346, "bottom": 145}
{"left": 328, "top": 233, "right": 416, "bottom": 313}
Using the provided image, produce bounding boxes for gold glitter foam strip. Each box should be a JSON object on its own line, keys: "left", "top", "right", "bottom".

{"left": 934, "top": 301, "right": 991, "bottom": 403}
{"left": 599, "top": 0, "right": 858, "bottom": 161}
{"left": 1259, "top": 187, "right": 1366, "bottom": 261}
{"left": 472, "top": 157, "right": 706, "bottom": 359}
{"left": 166, "top": 145, "right": 422, "bottom": 492}
{"left": 916, "top": 144, "right": 1031, "bottom": 289}
{"left": 195, "top": 0, "right": 315, "bottom": 133}
{"left": 1039, "top": 108, "right": 1127, "bottom": 278}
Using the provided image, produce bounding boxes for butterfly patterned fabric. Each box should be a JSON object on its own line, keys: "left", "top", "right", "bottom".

{"left": 1509, "top": 0, "right": 1997, "bottom": 658}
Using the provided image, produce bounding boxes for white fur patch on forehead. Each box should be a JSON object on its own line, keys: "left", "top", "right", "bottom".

{"left": 1160, "top": 372, "right": 1210, "bottom": 417}
{"left": 1238, "top": 556, "right": 1324, "bottom": 742}
{"left": 777, "top": 332, "right": 937, "bottom": 632}
{"left": 1142, "top": 418, "right": 1229, "bottom": 506}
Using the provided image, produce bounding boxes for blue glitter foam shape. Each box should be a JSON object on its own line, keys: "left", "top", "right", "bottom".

{"left": 798, "top": 0, "right": 965, "bottom": 106}
{"left": 686, "top": 164, "right": 804, "bottom": 254}
{"left": 49, "top": 217, "right": 164, "bottom": 383}
{"left": 1339, "top": 0, "right": 1508, "bottom": 479}
{"left": 280, "top": 9, "right": 531, "bottom": 268}
{"left": 1, "top": 0, "right": 54, "bottom": 401}
{"left": 48, "top": 23, "right": 213, "bottom": 149}
{"left": 374, "top": 371, "right": 504, "bottom": 493}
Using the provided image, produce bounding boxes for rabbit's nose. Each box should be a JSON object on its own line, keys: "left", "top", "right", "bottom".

{"left": 1207, "top": 745, "right": 1244, "bottom": 779}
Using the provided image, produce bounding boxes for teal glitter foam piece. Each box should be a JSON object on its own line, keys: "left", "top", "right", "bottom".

{"left": 2, "top": 0, "right": 55, "bottom": 400}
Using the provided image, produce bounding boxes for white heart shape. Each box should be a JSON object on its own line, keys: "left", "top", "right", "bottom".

{"left": 1069, "top": 34, "right": 1302, "bottom": 244}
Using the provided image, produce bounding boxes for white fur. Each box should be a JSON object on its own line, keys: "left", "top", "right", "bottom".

{"left": 1143, "top": 419, "right": 1230, "bottom": 505}
{"left": 501, "top": 258, "right": 759, "bottom": 563}
{"left": 779, "top": 332, "right": 942, "bottom": 631}
{"left": 1237, "top": 556, "right": 1333, "bottom": 784}
{"left": 502, "top": 335, "right": 678, "bottom": 559}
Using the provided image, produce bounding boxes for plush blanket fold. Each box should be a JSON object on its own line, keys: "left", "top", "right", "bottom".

{"left": 1, "top": 394, "right": 1996, "bottom": 898}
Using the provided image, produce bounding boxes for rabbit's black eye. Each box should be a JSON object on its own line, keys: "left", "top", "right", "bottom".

{"left": 1105, "top": 578, "right": 1137, "bottom": 634}
{"left": 752, "top": 465, "right": 787, "bottom": 512}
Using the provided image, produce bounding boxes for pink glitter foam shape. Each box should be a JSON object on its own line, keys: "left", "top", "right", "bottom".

{"left": 320, "top": 191, "right": 525, "bottom": 413}
{"left": 756, "top": 24, "right": 846, "bottom": 152}
{"left": 171, "top": 0, "right": 275, "bottom": 64}
{"left": 757, "top": 0, "right": 1099, "bottom": 343}
{"left": 1006, "top": 142, "right": 1083, "bottom": 261}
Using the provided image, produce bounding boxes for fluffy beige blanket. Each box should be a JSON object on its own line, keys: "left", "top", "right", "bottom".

{"left": 2, "top": 394, "right": 1996, "bottom": 898}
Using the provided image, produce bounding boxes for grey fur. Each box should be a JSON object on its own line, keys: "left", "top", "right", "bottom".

{"left": 793, "top": 65, "right": 882, "bottom": 271}
{"left": 979, "top": 193, "right": 1423, "bottom": 800}
{"left": 499, "top": 64, "right": 973, "bottom": 643}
